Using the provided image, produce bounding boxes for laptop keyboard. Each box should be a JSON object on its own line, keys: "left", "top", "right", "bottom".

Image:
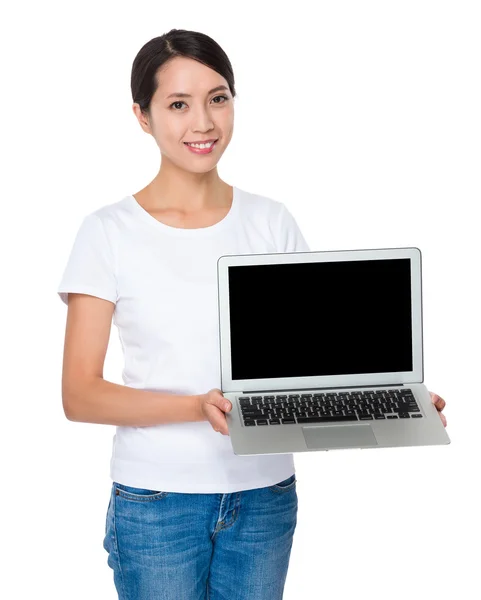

{"left": 238, "top": 389, "right": 422, "bottom": 427}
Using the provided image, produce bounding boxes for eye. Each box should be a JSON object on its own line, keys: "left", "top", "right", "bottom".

{"left": 169, "top": 95, "right": 229, "bottom": 111}
{"left": 212, "top": 94, "right": 229, "bottom": 104}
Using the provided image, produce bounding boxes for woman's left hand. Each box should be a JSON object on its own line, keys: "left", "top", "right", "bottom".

{"left": 429, "top": 391, "right": 447, "bottom": 427}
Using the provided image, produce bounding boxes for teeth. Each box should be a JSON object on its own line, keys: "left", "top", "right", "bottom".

{"left": 187, "top": 141, "right": 215, "bottom": 149}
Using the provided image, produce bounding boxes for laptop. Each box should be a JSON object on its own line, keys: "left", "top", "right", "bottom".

{"left": 217, "top": 247, "right": 451, "bottom": 455}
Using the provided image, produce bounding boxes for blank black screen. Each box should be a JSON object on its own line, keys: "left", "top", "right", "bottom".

{"left": 228, "top": 258, "right": 413, "bottom": 380}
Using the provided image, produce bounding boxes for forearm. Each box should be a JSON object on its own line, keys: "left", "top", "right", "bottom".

{"left": 63, "top": 377, "right": 205, "bottom": 427}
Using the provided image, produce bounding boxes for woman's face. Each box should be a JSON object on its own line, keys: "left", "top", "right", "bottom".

{"left": 134, "top": 56, "right": 235, "bottom": 173}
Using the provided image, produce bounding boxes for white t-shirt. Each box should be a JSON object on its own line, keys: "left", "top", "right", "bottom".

{"left": 57, "top": 186, "right": 311, "bottom": 493}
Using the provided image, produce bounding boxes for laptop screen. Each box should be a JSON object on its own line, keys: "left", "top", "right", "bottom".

{"left": 227, "top": 258, "right": 413, "bottom": 381}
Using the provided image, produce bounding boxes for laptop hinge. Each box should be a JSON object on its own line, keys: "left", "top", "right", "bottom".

{"left": 242, "top": 383, "right": 406, "bottom": 394}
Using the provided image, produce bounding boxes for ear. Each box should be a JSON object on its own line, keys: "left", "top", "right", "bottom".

{"left": 132, "top": 103, "right": 152, "bottom": 135}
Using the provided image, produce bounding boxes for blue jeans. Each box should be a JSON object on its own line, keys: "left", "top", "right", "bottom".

{"left": 103, "top": 474, "right": 298, "bottom": 599}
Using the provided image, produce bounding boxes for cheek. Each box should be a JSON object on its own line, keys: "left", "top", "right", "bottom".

{"left": 156, "top": 128, "right": 185, "bottom": 151}
{"left": 220, "top": 116, "right": 234, "bottom": 141}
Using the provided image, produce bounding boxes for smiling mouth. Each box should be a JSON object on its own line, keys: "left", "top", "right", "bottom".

{"left": 184, "top": 139, "right": 218, "bottom": 147}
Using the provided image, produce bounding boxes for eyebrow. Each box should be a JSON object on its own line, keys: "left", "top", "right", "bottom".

{"left": 166, "top": 85, "right": 229, "bottom": 99}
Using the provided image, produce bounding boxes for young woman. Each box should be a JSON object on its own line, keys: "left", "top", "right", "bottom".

{"left": 57, "top": 29, "right": 447, "bottom": 600}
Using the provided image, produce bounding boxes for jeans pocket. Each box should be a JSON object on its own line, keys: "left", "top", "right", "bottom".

{"left": 114, "top": 482, "right": 169, "bottom": 502}
{"left": 268, "top": 473, "right": 297, "bottom": 493}
{"left": 105, "top": 487, "right": 113, "bottom": 534}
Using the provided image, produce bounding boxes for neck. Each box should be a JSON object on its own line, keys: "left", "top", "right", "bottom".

{"left": 144, "top": 163, "right": 228, "bottom": 211}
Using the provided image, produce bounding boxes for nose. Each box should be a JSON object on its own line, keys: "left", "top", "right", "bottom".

{"left": 190, "top": 105, "right": 215, "bottom": 133}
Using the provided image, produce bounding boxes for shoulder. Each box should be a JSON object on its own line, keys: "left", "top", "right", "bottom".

{"left": 65, "top": 196, "right": 131, "bottom": 264}
{"left": 235, "top": 186, "right": 286, "bottom": 222}
{"left": 235, "top": 186, "right": 307, "bottom": 251}
{"left": 88, "top": 195, "right": 130, "bottom": 224}
{"left": 81, "top": 195, "right": 132, "bottom": 240}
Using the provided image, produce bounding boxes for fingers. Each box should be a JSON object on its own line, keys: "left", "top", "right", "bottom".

{"left": 211, "top": 404, "right": 230, "bottom": 436}
{"left": 430, "top": 392, "right": 446, "bottom": 411}
{"left": 208, "top": 390, "right": 231, "bottom": 435}
{"left": 213, "top": 418, "right": 229, "bottom": 435}
{"left": 429, "top": 392, "right": 447, "bottom": 427}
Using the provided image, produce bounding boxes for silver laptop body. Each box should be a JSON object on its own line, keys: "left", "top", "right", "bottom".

{"left": 217, "top": 247, "right": 451, "bottom": 455}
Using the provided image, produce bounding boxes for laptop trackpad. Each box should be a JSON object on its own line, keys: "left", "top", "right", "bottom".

{"left": 302, "top": 424, "right": 378, "bottom": 449}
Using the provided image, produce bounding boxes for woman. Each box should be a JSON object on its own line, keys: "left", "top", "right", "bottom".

{"left": 57, "top": 29, "right": 447, "bottom": 600}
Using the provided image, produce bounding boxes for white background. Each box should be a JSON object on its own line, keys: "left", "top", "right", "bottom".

{"left": 1, "top": 1, "right": 479, "bottom": 598}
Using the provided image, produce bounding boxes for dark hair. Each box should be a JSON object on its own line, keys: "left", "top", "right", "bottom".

{"left": 131, "top": 29, "right": 237, "bottom": 116}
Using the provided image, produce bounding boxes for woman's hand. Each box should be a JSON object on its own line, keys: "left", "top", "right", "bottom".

{"left": 430, "top": 391, "right": 447, "bottom": 427}
{"left": 198, "top": 388, "right": 232, "bottom": 435}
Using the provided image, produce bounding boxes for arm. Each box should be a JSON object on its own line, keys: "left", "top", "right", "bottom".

{"left": 60, "top": 293, "right": 204, "bottom": 427}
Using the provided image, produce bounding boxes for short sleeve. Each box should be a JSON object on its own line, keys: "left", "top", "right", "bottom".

{"left": 57, "top": 213, "right": 118, "bottom": 306}
{"left": 275, "top": 203, "right": 311, "bottom": 253}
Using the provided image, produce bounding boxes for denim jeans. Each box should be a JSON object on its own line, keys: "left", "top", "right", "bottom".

{"left": 103, "top": 473, "right": 298, "bottom": 599}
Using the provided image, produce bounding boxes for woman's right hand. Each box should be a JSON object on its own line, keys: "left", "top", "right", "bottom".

{"left": 198, "top": 388, "right": 232, "bottom": 435}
